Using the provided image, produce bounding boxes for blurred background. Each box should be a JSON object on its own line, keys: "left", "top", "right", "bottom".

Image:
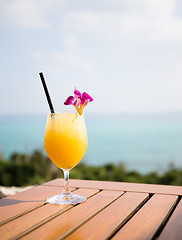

{"left": 1, "top": 0, "right": 182, "bottom": 190}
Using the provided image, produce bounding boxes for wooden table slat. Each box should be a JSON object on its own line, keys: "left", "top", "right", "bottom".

{"left": 20, "top": 190, "right": 124, "bottom": 240}
{"left": 0, "top": 185, "right": 75, "bottom": 225}
{"left": 44, "top": 179, "right": 182, "bottom": 195}
{"left": 112, "top": 194, "right": 178, "bottom": 240}
{"left": 1, "top": 179, "right": 182, "bottom": 240}
{"left": 158, "top": 199, "right": 182, "bottom": 240}
{"left": 0, "top": 188, "right": 99, "bottom": 240}
{"left": 66, "top": 192, "right": 149, "bottom": 240}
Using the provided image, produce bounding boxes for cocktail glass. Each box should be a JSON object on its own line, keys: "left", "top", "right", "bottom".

{"left": 44, "top": 110, "right": 88, "bottom": 205}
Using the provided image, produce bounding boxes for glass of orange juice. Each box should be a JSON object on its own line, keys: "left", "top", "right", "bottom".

{"left": 44, "top": 110, "right": 88, "bottom": 205}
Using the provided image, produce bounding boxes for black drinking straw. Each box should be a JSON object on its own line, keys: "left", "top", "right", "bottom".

{"left": 39, "top": 72, "right": 55, "bottom": 114}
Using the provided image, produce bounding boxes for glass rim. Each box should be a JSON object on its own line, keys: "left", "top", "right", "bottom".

{"left": 46, "top": 109, "right": 86, "bottom": 118}
{"left": 47, "top": 108, "right": 77, "bottom": 114}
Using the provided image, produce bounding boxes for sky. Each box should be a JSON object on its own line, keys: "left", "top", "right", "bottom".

{"left": 0, "top": 0, "right": 182, "bottom": 114}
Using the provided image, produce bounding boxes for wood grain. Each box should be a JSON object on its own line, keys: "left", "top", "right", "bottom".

{"left": 66, "top": 192, "right": 149, "bottom": 240}
{"left": 158, "top": 199, "right": 182, "bottom": 240}
{"left": 20, "top": 190, "right": 123, "bottom": 240}
{"left": 44, "top": 179, "right": 182, "bottom": 195}
{"left": 112, "top": 194, "right": 178, "bottom": 240}
{"left": 1, "top": 179, "right": 181, "bottom": 240}
{"left": 0, "top": 188, "right": 98, "bottom": 240}
{"left": 0, "top": 185, "right": 75, "bottom": 225}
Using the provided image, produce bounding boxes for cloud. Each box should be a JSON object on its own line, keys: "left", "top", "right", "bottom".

{"left": 62, "top": 0, "right": 182, "bottom": 44}
{"left": 1, "top": 0, "right": 181, "bottom": 43}
{"left": 31, "top": 50, "right": 43, "bottom": 60}
{"left": 1, "top": 0, "right": 182, "bottom": 113}
{"left": 53, "top": 52, "right": 93, "bottom": 71}
{"left": 64, "top": 35, "right": 78, "bottom": 52}
{"left": 60, "top": 0, "right": 182, "bottom": 84}
{"left": 0, "top": 0, "right": 64, "bottom": 29}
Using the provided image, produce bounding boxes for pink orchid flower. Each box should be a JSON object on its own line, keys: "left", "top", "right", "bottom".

{"left": 64, "top": 88, "right": 93, "bottom": 115}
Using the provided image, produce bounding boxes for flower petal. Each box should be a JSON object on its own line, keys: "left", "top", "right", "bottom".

{"left": 82, "top": 99, "right": 90, "bottom": 108}
{"left": 64, "top": 88, "right": 93, "bottom": 116}
{"left": 64, "top": 96, "right": 74, "bottom": 105}
{"left": 74, "top": 88, "right": 81, "bottom": 99}
{"left": 73, "top": 98, "right": 81, "bottom": 107}
{"left": 81, "top": 92, "right": 93, "bottom": 104}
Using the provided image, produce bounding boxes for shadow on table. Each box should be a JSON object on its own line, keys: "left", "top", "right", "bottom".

{"left": 0, "top": 198, "right": 45, "bottom": 207}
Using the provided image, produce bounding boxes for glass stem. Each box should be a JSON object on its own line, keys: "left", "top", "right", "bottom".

{"left": 63, "top": 170, "right": 71, "bottom": 195}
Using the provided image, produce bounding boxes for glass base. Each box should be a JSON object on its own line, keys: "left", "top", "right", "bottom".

{"left": 46, "top": 192, "right": 86, "bottom": 205}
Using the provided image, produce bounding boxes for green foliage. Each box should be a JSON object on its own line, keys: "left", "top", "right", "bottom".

{"left": 0, "top": 150, "right": 182, "bottom": 186}
{"left": 0, "top": 150, "right": 59, "bottom": 186}
{"left": 159, "top": 168, "right": 182, "bottom": 185}
{"left": 0, "top": 161, "right": 35, "bottom": 186}
{"left": 70, "top": 162, "right": 182, "bottom": 187}
{"left": 71, "top": 162, "right": 127, "bottom": 182}
{"left": 73, "top": 163, "right": 122, "bottom": 182}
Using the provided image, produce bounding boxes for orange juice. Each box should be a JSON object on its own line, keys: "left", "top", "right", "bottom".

{"left": 44, "top": 112, "right": 88, "bottom": 169}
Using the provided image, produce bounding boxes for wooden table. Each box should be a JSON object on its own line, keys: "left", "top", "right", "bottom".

{"left": 0, "top": 179, "right": 182, "bottom": 240}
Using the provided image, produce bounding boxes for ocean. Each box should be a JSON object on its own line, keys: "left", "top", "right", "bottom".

{"left": 0, "top": 112, "right": 182, "bottom": 173}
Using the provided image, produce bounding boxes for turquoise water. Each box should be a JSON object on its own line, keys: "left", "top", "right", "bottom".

{"left": 0, "top": 113, "right": 182, "bottom": 173}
